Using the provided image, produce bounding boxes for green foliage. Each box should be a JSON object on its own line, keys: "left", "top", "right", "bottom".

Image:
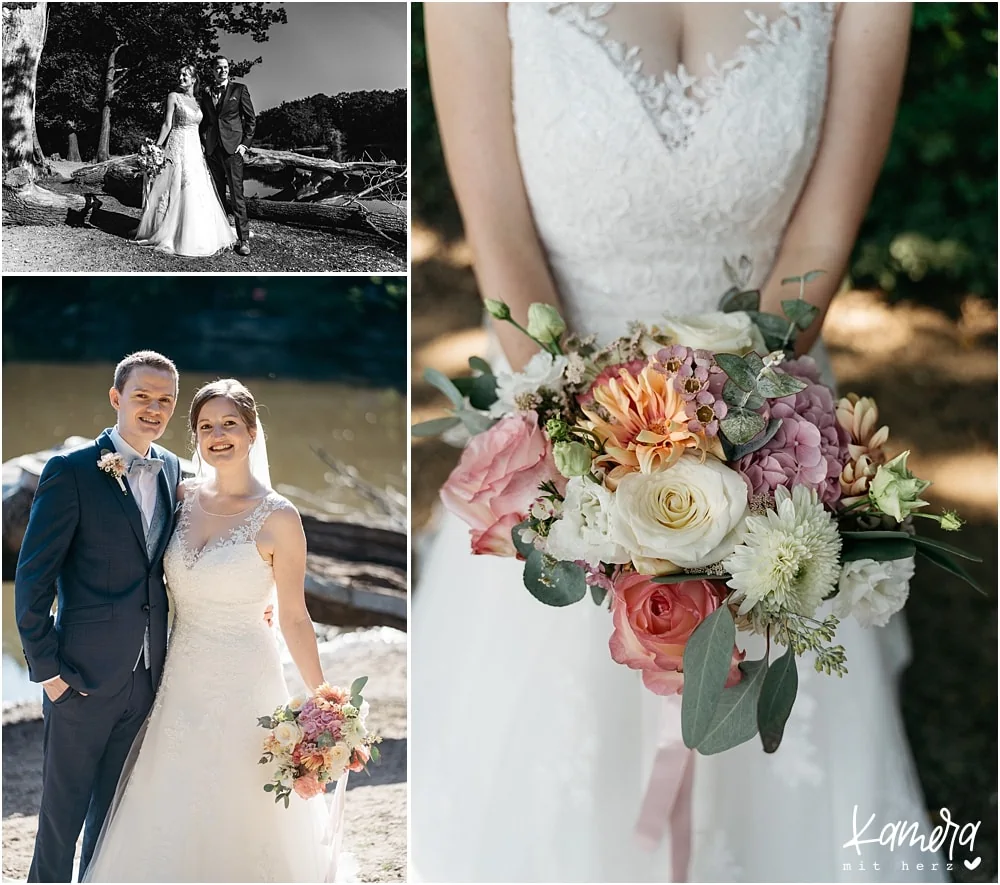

{"left": 410, "top": 2, "right": 998, "bottom": 300}
{"left": 852, "top": 3, "right": 998, "bottom": 304}
{"left": 254, "top": 90, "right": 407, "bottom": 161}
{"left": 36, "top": 2, "right": 286, "bottom": 160}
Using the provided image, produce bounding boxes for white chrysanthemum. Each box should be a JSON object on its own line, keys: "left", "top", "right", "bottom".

{"left": 341, "top": 717, "right": 368, "bottom": 750}
{"left": 489, "top": 352, "right": 568, "bottom": 417}
{"left": 723, "top": 485, "right": 841, "bottom": 617}
{"left": 833, "top": 556, "right": 915, "bottom": 628}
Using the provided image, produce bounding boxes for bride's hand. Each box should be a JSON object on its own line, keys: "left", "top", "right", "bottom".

{"left": 263, "top": 604, "right": 274, "bottom": 628}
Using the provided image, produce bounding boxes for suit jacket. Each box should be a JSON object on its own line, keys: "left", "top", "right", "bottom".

{"left": 199, "top": 80, "right": 256, "bottom": 156}
{"left": 14, "top": 430, "right": 182, "bottom": 697}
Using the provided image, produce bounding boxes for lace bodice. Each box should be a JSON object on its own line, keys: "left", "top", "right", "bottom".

{"left": 169, "top": 92, "right": 203, "bottom": 131}
{"left": 508, "top": 2, "right": 836, "bottom": 340}
{"left": 164, "top": 482, "right": 287, "bottom": 630}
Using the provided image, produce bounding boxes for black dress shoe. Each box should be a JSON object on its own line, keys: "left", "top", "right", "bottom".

{"left": 235, "top": 240, "right": 250, "bottom": 256}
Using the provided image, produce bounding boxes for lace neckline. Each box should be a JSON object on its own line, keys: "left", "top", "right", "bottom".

{"left": 546, "top": 2, "right": 832, "bottom": 151}
{"left": 176, "top": 484, "right": 277, "bottom": 568}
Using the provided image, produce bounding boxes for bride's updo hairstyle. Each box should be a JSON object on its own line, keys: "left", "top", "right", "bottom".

{"left": 188, "top": 378, "right": 259, "bottom": 450}
{"left": 179, "top": 62, "right": 199, "bottom": 92}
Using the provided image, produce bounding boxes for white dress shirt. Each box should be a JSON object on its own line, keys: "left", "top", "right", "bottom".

{"left": 110, "top": 426, "right": 159, "bottom": 536}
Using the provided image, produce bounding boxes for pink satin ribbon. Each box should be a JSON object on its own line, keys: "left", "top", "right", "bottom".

{"left": 634, "top": 695, "right": 694, "bottom": 883}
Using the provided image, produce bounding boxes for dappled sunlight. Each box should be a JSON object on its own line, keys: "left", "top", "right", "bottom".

{"left": 412, "top": 220, "right": 473, "bottom": 267}
{"left": 898, "top": 447, "right": 998, "bottom": 521}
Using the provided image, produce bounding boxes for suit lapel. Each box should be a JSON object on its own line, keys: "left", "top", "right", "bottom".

{"left": 96, "top": 430, "right": 147, "bottom": 559}
{"left": 219, "top": 81, "right": 234, "bottom": 114}
{"left": 149, "top": 445, "right": 176, "bottom": 565}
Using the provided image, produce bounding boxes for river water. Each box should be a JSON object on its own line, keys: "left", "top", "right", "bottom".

{"left": 1, "top": 361, "right": 406, "bottom": 703}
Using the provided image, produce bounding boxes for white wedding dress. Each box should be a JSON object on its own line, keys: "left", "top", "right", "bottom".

{"left": 134, "top": 92, "right": 236, "bottom": 257}
{"left": 83, "top": 482, "right": 350, "bottom": 883}
{"left": 411, "top": 4, "right": 946, "bottom": 883}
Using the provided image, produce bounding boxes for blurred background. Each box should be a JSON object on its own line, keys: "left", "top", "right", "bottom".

{"left": 1, "top": 275, "right": 408, "bottom": 880}
{"left": 409, "top": 4, "right": 997, "bottom": 882}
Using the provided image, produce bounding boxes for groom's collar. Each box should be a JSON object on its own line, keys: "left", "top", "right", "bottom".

{"left": 109, "top": 425, "right": 151, "bottom": 460}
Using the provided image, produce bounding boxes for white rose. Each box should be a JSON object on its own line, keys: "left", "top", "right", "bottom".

{"left": 610, "top": 455, "right": 748, "bottom": 571}
{"left": 656, "top": 311, "right": 766, "bottom": 355}
{"left": 328, "top": 743, "right": 351, "bottom": 779}
{"left": 833, "top": 556, "right": 915, "bottom": 628}
{"left": 286, "top": 695, "right": 306, "bottom": 713}
{"left": 544, "top": 477, "right": 630, "bottom": 567}
{"left": 272, "top": 720, "right": 303, "bottom": 750}
{"left": 489, "top": 352, "right": 569, "bottom": 417}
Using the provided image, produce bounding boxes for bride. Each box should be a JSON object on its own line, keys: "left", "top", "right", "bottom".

{"left": 412, "top": 3, "right": 944, "bottom": 883}
{"left": 133, "top": 63, "right": 236, "bottom": 258}
{"left": 84, "top": 379, "right": 350, "bottom": 882}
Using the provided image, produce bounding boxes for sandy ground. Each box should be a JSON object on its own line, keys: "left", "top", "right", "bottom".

{"left": 0, "top": 160, "right": 406, "bottom": 273}
{"left": 1, "top": 627, "right": 406, "bottom": 883}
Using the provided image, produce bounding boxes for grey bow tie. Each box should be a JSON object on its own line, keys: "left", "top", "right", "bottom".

{"left": 128, "top": 457, "right": 164, "bottom": 478}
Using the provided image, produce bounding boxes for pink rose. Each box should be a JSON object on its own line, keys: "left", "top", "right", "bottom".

{"left": 609, "top": 574, "right": 744, "bottom": 695}
{"left": 440, "top": 412, "right": 562, "bottom": 557}
{"left": 292, "top": 774, "right": 324, "bottom": 800}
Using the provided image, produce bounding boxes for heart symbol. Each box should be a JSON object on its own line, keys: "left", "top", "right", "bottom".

{"left": 964, "top": 857, "right": 981, "bottom": 871}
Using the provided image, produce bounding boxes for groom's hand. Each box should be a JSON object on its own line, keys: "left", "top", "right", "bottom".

{"left": 235, "top": 145, "right": 247, "bottom": 158}
{"left": 263, "top": 604, "right": 274, "bottom": 628}
{"left": 42, "top": 675, "right": 87, "bottom": 702}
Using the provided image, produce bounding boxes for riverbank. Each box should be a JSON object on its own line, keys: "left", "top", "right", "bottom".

{"left": 1, "top": 627, "right": 407, "bottom": 883}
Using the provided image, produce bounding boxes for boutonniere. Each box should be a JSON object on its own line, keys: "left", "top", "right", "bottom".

{"left": 97, "top": 450, "right": 128, "bottom": 495}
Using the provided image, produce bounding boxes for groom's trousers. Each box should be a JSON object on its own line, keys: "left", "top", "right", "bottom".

{"left": 207, "top": 146, "right": 249, "bottom": 242}
{"left": 28, "top": 666, "right": 154, "bottom": 883}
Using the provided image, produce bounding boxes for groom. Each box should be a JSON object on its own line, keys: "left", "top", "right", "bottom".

{"left": 15, "top": 351, "right": 183, "bottom": 882}
{"left": 199, "top": 55, "right": 256, "bottom": 257}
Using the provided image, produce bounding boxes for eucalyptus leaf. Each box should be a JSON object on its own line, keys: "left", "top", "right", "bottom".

{"left": 781, "top": 299, "right": 820, "bottom": 331}
{"left": 840, "top": 538, "right": 916, "bottom": 562}
{"left": 468, "top": 356, "right": 493, "bottom": 374}
{"left": 749, "top": 312, "right": 794, "bottom": 351}
{"left": 719, "top": 288, "right": 761, "bottom": 314}
{"left": 715, "top": 353, "right": 757, "bottom": 391}
{"left": 803, "top": 269, "right": 826, "bottom": 283}
{"left": 370, "top": 745, "right": 381, "bottom": 763}
{"left": 453, "top": 373, "right": 499, "bottom": 411}
{"left": 744, "top": 351, "right": 765, "bottom": 376}
{"left": 458, "top": 410, "right": 496, "bottom": 435}
{"left": 681, "top": 606, "right": 737, "bottom": 748}
{"left": 720, "top": 407, "right": 767, "bottom": 446}
{"left": 523, "top": 550, "right": 588, "bottom": 607}
{"left": 511, "top": 519, "right": 536, "bottom": 559}
{"left": 350, "top": 676, "right": 368, "bottom": 697}
{"left": 722, "top": 379, "right": 765, "bottom": 410}
{"left": 423, "top": 367, "right": 465, "bottom": 408}
{"left": 755, "top": 367, "right": 807, "bottom": 400}
{"left": 757, "top": 645, "right": 798, "bottom": 753}
{"left": 726, "top": 418, "right": 782, "bottom": 461}
{"left": 695, "top": 658, "right": 769, "bottom": 755}
{"left": 652, "top": 572, "right": 731, "bottom": 584}
{"left": 590, "top": 585, "right": 608, "bottom": 606}
{"left": 410, "top": 416, "right": 461, "bottom": 437}
{"left": 780, "top": 275, "right": 802, "bottom": 285}
{"left": 914, "top": 545, "right": 986, "bottom": 595}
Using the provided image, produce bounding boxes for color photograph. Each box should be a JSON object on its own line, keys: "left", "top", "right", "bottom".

{"left": 409, "top": 3, "right": 997, "bottom": 882}
{"left": 2, "top": 276, "right": 407, "bottom": 882}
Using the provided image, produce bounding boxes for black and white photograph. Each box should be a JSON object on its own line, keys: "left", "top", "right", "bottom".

{"left": 1, "top": 2, "right": 407, "bottom": 272}
{"left": 2, "top": 277, "right": 408, "bottom": 881}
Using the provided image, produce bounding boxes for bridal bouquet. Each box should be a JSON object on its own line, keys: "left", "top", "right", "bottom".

{"left": 258, "top": 677, "right": 381, "bottom": 807}
{"left": 137, "top": 138, "right": 169, "bottom": 179}
{"left": 413, "top": 268, "right": 983, "bottom": 756}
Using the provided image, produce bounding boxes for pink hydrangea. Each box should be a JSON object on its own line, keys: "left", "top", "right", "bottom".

{"left": 737, "top": 358, "right": 850, "bottom": 507}
{"left": 298, "top": 704, "right": 342, "bottom": 742}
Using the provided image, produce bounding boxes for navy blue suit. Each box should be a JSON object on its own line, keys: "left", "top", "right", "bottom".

{"left": 14, "top": 429, "right": 181, "bottom": 882}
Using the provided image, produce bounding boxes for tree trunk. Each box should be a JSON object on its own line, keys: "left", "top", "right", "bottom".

{"left": 1, "top": 1, "right": 48, "bottom": 181}
{"left": 67, "top": 131, "right": 81, "bottom": 162}
{"left": 95, "top": 44, "right": 122, "bottom": 163}
{"left": 247, "top": 198, "right": 406, "bottom": 241}
{"left": 242, "top": 148, "right": 398, "bottom": 176}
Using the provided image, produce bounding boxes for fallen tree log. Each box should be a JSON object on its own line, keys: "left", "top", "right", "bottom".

{"left": 2, "top": 175, "right": 87, "bottom": 227}
{"left": 2, "top": 439, "right": 407, "bottom": 630}
{"left": 246, "top": 197, "right": 405, "bottom": 241}
{"left": 72, "top": 150, "right": 397, "bottom": 191}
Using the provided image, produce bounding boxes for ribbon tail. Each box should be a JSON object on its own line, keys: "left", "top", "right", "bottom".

{"left": 635, "top": 696, "right": 695, "bottom": 882}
